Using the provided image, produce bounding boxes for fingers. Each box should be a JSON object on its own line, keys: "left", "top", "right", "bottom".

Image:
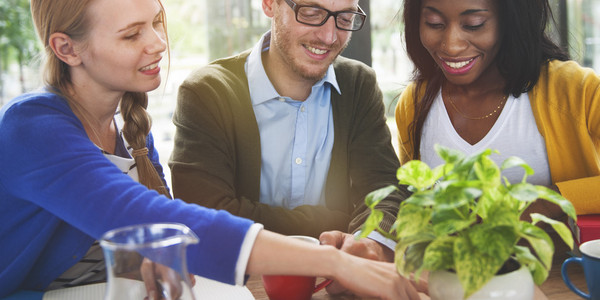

{"left": 375, "top": 264, "right": 418, "bottom": 300}
{"left": 340, "top": 238, "right": 380, "bottom": 260}
{"left": 410, "top": 270, "right": 429, "bottom": 294}
{"left": 140, "top": 259, "right": 186, "bottom": 300}
{"left": 320, "top": 232, "right": 396, "bottom": 297}
{"left": 163, "top": 266, "right": 184, "bottom": 300}
{"left": 189, "top": 273, "right": 196, "bottom": 287}
{"left": 318, "top": 230, "right": 345, "bottom": 248}
{"left": 325, "top": 280, "right": 347, "bottom": 295}
{"left": 332, "top": 255, "right": 422, "bottom": 300}
{"left": 140, "top": 259, "right": 160, "bottom": 300}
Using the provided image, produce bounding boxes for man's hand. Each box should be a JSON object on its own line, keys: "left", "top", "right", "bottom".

{"left": 319, "top": 230, "right": 395, "bottom": 295}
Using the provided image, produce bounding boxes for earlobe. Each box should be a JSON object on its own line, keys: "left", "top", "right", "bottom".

{"left": 48, "top": 32, "right": 82, "bottom": 66}
{"left": 262, "top": 0, "right": 275, "bottom": 18}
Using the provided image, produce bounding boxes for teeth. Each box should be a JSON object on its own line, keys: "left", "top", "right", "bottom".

{"left": 140, "top": 63, "right": 159, "bottom": 71}
{"left": 444, "top": 59, "right": 473, "bottom": 69}
{"left": 306, "top": 46, "right": 327, "bottom": 55}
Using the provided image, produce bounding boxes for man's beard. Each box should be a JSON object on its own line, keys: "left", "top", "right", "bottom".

{"left": 271, "top": 17, "right": 351, "bottom": 82}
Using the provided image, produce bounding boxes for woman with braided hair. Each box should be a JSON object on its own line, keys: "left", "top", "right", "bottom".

{"left": 0, "top": 0, "right": 420, "bottom": 299}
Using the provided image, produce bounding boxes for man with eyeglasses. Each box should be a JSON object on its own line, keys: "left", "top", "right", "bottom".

{"left": 170, "top": 0, "right": 410, "bottom": 294}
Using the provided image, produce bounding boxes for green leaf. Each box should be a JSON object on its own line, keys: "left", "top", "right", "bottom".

{"left": 396, "top": 160, "right": 438, "bottom": 190}
{"left": 475, "top": 189, "right": 507, "bottom": 220}
{"left": 432, "top": 214, "right": 474, "bottom": 236}
{"left": 508, "top": 183, "right": 539, "bottom": 202}
{"left": 531, "top": 213, "right": 575, "bottom": 250}
{"left": 404, "top": 190, "right": 436, "bottom": 206}
{"left": 469, "top": 225, "right": 516, "bottom": 260}
{"left": 404, "top": 242, "right": 430, "bottom": 274}
{"left": 358, "top": 210, "right": 383, "bottom": 238}
{"left": 395, "top": 234, "right": 436, "bottom": 276}
{"left": 432, "top": 183, "right": 479, "bottom": 209}
{"left": 394, "top": 204, "right": 432, "bottom": 238}
{"left": 434, "top": 144, "right": 465, "bottom": 164}
{"left": 454, "top": 235, "right": 505, "bottom": 298}
{"left": 501, "top": 156, "right": 535, "bottom": 181}
{"left": 485, "top": 205, "right": 520, "bottom": 228}
{"left": 473, "top": 156, "right": 502, "bottom": 187}
{"left": 422, "top": 237, "right": 455, "bottom": 271}
{"left": 514, "top": 245, "right": 548, "bottom": 284}
{"left": 432, "top": 163, "right": 451, "bottom": 182}
{"left": 431, "top": 198, "right": 474, "bottom": 236}
{"left": 518, "top": 222, "right": 554, "bottom": 269}
{"left": 451, "top": 149, "right": 494, "bottom": 181}
{"left": 364, "top": 185, "right": 397, "bottom": 208}
{"left": 535, "top": 186, "right": 577, "bottom": 220}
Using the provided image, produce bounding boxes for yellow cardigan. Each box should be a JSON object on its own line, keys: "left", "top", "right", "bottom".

{"left": 395, "top": 60, "right": 600, "bottom": 214}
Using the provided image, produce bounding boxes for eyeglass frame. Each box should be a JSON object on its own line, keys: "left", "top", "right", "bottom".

{"left": 282, "top": 0, "right": 367, "bottom": 32}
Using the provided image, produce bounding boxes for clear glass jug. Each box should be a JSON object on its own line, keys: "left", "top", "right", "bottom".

{"left": 100, "top": 223, "right": 199, "bottom": 300}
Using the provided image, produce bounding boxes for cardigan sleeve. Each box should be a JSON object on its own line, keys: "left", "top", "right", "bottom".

{"left": 395, "top": 83, "right": 418, "bottom": 164}
{"left": 169, "top": 60, "right": 351, "bottom": 238}
{"left": 0, "top": 94, "right": 253, "bottom": 286}
{"left": 535, "top": 60, "right": 600, "bottom": 214}
{"left": 330, "top": 58, "right": 408, "bottom": 235}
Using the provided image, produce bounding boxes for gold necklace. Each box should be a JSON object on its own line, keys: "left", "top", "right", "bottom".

{"left": 70, "top": 101, "right": 111, "bottom": 151}
{"left": 447, "top": 92, "right": 507, "bottom": 120}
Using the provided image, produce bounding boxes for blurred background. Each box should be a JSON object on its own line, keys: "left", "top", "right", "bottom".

{"left": 1, "top": 0, "right": 599, "bottom": 186}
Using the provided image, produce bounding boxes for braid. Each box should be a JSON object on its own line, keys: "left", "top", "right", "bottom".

{"left": 120, "top": 92, "right": 171, "bottom": 198}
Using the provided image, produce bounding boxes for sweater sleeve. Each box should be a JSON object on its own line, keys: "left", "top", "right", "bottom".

{"left": 331, "top": 59, "right": 407, "bottom": 234}
{"left": 0, "top": 94, "right": 252, "bottom": 285}
{"left": 540, "top": 61, "right": 600, "bottom": 214}
{"left": 395, "top": 83, "right": 418, "bottom": 164}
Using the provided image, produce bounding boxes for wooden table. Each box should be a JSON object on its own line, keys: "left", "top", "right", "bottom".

{"left": 247, "top": 233, "right": 587, "bottom": 300}
{"left": 539, "top": 231, "right": 587, "bottom": 300}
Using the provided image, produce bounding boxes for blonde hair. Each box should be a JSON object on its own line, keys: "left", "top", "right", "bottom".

{"left": 30, "top": 0, "right": 172, "bottom": 198}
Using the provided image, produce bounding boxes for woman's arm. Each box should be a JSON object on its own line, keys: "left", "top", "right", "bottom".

{"left": 246, "top": 230, "right": 422, "bottom": 300}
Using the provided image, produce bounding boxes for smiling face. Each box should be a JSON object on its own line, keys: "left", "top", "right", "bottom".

{"left": 419, "top": 0, "right": 501, "bottom": 86}
{"left": 74, "top": 0, "right": 167, "bottom": 95}
{"left": 267, "top": 0, "right": 356, "bottom": 82}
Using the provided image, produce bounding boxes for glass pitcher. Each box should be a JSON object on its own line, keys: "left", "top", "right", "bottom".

{"left": 100, "top": 223, "right": 199, "bottom": 300}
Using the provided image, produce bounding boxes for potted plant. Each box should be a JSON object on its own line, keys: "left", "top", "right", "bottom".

{"left": 360, "top": 145, "right": 577, "bottom": 299}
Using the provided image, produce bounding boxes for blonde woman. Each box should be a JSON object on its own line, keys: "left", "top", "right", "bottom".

{"left": 0, "top": 0, "right": 420, "bottom": 299}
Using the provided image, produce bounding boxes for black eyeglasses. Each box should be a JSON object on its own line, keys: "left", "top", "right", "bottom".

{"left": 283, "top": 0, "right": 367, "bottom": 31}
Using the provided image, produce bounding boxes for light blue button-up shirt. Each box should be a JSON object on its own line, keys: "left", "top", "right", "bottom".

{"left": 245, "top": 32, "right": 339, "bottom": 209}
{"left": 244, "top": 32, "right": 396, "bottom": 251}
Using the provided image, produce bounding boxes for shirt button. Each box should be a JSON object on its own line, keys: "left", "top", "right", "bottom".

{"left": 295, "top": 157, "right": 303, "bottom": 165}
{"left": 278, "top": 97, "right": 285, "bottom": 102}
{"left": 300, "top": 106, "right": 306, "bottom": 112}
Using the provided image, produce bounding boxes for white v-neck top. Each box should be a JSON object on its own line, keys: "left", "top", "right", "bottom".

{"left": 420, "top": 91, "right": 551, "bottom": 186}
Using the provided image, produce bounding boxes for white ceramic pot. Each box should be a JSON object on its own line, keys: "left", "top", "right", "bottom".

{"left": 428, "top": 264, "right": 534, "bottom": 300}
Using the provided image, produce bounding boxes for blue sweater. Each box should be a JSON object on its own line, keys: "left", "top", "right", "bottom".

{"left": 0, "top": 91, "right": 253, "bottom": 297}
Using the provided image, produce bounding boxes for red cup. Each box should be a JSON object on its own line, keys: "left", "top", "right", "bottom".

{"left": 262, "top": 236, "right": 332, "bottom": 300}
{"left": 262, "top": 274, "right": 331, "bottom": 300}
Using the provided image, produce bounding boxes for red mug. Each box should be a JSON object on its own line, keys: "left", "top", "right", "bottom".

{"left": 262, "top": 236, "right": 332, "bottom": 300}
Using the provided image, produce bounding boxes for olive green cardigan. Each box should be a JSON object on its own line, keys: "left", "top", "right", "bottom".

{"left": 169, "top": 50, "right": 407, "bottom": 237}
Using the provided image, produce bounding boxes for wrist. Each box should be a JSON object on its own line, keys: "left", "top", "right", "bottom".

{"left": 320, "top": 245, "right": 345, "bottom": 280}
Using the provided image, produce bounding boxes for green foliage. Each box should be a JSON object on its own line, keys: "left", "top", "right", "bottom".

{"left": 0, "top": 0, "right": 39, "bottom": 68}
{"left": 360, "top": 145, "right": 576, "bottom": 299}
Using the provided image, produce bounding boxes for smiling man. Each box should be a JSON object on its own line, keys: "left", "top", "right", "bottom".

{"left": 169, "top": 0, "right": 407, "bottom": 293}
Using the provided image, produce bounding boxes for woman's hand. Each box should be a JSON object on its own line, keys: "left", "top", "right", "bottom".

{"left": 247, "top": 230, "right": 423, "bottom": 299}
{"left": 328, "top": 251, "right": 422, "bottom": 300}
{"left": 140, "top": 258, "right": 195, "bottom": 300}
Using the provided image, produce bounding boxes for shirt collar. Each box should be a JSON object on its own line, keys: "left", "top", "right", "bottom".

{"left": 246, "top": 31, "right": 341, "bottom": 106}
